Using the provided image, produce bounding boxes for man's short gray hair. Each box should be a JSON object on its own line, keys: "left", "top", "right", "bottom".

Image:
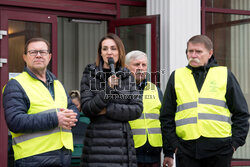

{"left": 125, "top": 50, "right": 147, "bottom": 65}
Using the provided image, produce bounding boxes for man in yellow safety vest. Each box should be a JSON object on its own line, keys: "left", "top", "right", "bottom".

{"left": 160, "top": 35, "right": 249, "bottom": 167}
{"left": 126, "top": 50, "right": 163, "bottom": 167}
{"left": 3, "top": 37, "right": 79, "bottom": 167}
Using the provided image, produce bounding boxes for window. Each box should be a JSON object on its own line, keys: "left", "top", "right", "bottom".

{"left": 203, "top": 0, "right": 250, "bottom": 164}
{"left": 120, "top": 5, "right": 146, "bottom": 18}
{"left": 206, "top": 0, "right": 250, "bottom": 11}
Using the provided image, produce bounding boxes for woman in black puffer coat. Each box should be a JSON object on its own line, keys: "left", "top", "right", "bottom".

{"left": 80, "top": 33, "right": 143, "bottom": 167}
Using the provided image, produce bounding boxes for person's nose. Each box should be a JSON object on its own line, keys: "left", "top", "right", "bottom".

{"left": 138, "top": 64, "right": 145, "bottom": 72}
{"left": 35, "top": 51, "right": 42, "bottom": 58}
{"left": 107, "top": 48, "right": 112, "bottom": 54}
{"left": 191, "top": 51, "right": 198, "bottom": 58}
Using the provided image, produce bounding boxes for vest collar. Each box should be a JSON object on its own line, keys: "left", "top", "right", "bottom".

{"left": 24, "top": 67, "right": 55, "bottom": 85}
{"left": 137, "top": 79, "right": 148, "bottom": 90}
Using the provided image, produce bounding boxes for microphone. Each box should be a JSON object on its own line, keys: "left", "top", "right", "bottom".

{"left": 108, "top": 58, "right": 115, "bottom": 75}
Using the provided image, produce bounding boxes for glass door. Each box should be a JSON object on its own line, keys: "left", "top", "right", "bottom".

{"left": 0, "top": 9, "right": 57, "bottom": 167}
{"left": 109, "top": 15, "right": 160, "bottom": 85}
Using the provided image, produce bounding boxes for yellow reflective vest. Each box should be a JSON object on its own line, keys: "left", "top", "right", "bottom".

{"left": 129, "top": 82, "right": 162, "bottom": 148}
{"left": 175, "top": 67, "right": 231, "bottom": 140}
{"left": 11, "top": 72, "right": 73, "bottom": 160}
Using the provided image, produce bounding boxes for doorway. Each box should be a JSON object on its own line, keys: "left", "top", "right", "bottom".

{"left": 57, "top": 17, "right": 107, "bottom": 92}
{"left": 0, "top": 10, "right": 57, "bottom": 167}
{"left": 0, "top": 10, "right": 107, "bottom": 166}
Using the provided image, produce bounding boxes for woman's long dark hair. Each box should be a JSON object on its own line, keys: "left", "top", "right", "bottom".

{"left": 95, "top": 33, "right": 126, "bottom": 68}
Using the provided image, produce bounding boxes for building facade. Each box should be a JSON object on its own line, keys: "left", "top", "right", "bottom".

{"left": 0, "top": 0, "right": 249, "bottom": 166}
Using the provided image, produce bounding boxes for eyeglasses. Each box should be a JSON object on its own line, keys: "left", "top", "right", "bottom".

{"left": 27, "top": 50, "right": 49, "bottom": 56}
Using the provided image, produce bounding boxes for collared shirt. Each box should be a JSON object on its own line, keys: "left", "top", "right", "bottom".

{"left": 24, "top": 67, "right": 55, "bottom": 99}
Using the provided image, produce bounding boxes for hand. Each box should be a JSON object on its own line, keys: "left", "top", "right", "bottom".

{"left": 108, "top": 75, "right": 119, "bottom": 89}
{"left": 163, "top": 157, "right": 173, "bottom": 167}
{"left": 98, "top": 108, "right": 107, "bottom": 115}
{"left": 233, "top": 146, "right": 236, "bottom": 152}
{"left": 57, "top": 109, "right": 78, "bottom": 129}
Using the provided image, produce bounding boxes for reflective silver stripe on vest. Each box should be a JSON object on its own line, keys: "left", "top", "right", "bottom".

{"left": 132, "top": 128, "right": 161, "bottom": 135}
{"left": 176, "top": 98, "right": 227, "bottom": 113}
{"left": 38, "top": 108, "right": 57, "bottom": 114}
{"left": 148, "top": 128, "right": 161, "bottom": 134}
{"left": 198, "top": 113, "right": 230, "bottom": 123}
{"left": 13, "top": 127, "right": 58, "bottom": 145}
{"left": 12, "top": 107, "right": 71, "bottom": 145}
{"left": 132, "top": 129, "right": 145, "bottom": 135}
{"left": 138, "top": 113, "right": 159, "bottom": 119}
{"left": 199, "top": 98, "right": 228, "bottom": 108}
{"left": 12, "top": 127, "right": 71, "bottom": 145}
{"left": 175, "top": 117, "right": 197, "bottom": 127}
{"left": 176, "top": 102, "right": 197, "bottom": 112}
{"left": 62, "top": 129, "right": 71, "bottom": 132}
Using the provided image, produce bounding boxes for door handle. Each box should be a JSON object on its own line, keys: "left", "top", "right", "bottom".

{"left": 0, "top": 58, "right": 7, "bottom": 67}
{"left": 0, "top": 30, "right": 7, "bottom": 39}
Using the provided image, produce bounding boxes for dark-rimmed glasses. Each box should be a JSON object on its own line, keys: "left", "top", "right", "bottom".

{"left": 27, "top": 50, "right": 49, "bottom": 56}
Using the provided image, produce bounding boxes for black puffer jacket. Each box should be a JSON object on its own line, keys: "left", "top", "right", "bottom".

{"left": 80, "top": 63, "right": 143, "bottom": 167}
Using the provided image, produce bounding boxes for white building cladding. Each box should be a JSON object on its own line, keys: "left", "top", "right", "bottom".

{"left": 147, "top": 0, "right": 201, "bottom": 90}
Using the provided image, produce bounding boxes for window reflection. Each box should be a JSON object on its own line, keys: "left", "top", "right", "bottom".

{"left": 8, "top": 20, "right": 51, "bottom": 73}
{"left": 206, "top": 12, "right": 250, "bottom": 160}
{"left": 120, "top": 5, "right": 146, "bottom": 18}
{"left": 116, "top": 24, "right": 152, "bottom": 79}
{"left": 206, "top": 0, "right": 250, "bottom": 11}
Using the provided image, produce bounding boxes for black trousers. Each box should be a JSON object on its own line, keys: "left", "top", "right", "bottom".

{"left": 176, "top": 152, "right": 233, "bottom": 167}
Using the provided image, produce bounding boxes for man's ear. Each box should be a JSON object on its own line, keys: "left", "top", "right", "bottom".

{"left": 23, "top": 54, "right": 27, "bottom": 62}
{"left": 125, "top": 64, "right": 128, "bottom": 68}
{"left": 48, "top": 53, "right": 52, "bottom": 62}
{"left": 186, "top": 49, "right": 188, "bottom": 59}
{"left": 209, "top": 49, "right": 213, "bottom": 58}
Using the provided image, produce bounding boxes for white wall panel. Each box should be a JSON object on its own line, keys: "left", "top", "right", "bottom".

{"left": 147, "top": 0, "right": 200, "bottom": 91}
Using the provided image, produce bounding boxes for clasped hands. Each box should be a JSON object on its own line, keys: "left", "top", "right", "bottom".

{"left": 57, "top": 108, "right": 78, "bottom": 130}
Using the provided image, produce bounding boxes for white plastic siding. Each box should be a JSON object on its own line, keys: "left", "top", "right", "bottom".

{"left": 147, "top": 0, "right": 201, "bottom": 92}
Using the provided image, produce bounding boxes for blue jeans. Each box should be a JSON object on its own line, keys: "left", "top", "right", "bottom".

{"left": 16, "top": 147, "right": 72, "bottom": 167}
